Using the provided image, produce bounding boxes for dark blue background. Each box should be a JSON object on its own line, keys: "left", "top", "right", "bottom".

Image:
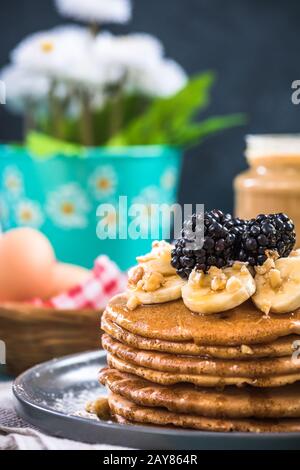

{"left": 0, "top": 0, "right": 299, "bottom": 212}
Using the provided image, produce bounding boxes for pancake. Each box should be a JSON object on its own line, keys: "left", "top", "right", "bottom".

{"left": 105, "top": 295, "right": 300, "bottom": 346}
{"left": 109, "top": 393, "right": 300, "bottom": 433}
{"left": 100, "top": 368, "right": 300, "bottom": 419}
{"left": 102, "top": 313, "right": 299, "bottom": 359}
{"left": 107, "top": 353, "right": 300, "bottom": 387}
{"left": 102, "top": 334, "right": 300, "bottom": 378}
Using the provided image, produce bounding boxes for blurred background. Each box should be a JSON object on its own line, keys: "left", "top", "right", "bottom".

{"left": 0, "top": 0, "right": 299, "bottom": 213}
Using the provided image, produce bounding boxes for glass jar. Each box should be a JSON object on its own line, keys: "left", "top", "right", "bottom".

{"left": 234, "top": 135, "right": 300, "bottom": 242}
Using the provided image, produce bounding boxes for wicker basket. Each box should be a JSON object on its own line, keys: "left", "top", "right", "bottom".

{"left": 0, "top": 303, "right": 103, "bottom": 376}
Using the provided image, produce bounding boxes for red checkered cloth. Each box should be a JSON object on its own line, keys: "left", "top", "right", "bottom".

{"left": 33, "top": 256, "right": 127, "bottom": 310}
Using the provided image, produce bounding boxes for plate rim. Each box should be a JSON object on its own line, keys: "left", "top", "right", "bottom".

{"left": 12, "top": 350, "right": 300, "bottom": 442}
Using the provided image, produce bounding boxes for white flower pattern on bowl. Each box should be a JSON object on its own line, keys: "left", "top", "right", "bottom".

{"left": 2, "top": 166, "right": 24, "bottom": 199}
{"left": 46, "top": 183, "right": 90, "bottom": 229}
{"left": 15, "top": 199, "right": 44, "bottom": 228}
{"left": 89, "top": 165, "right": 118, "bottom": 200}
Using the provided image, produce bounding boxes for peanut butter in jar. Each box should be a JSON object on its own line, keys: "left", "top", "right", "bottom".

{"left": 234, "top": 135, "right": 300, "bottom": 244}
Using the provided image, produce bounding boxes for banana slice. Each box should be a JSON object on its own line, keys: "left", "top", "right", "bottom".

{"left": 182, "top": 263, "right": 256, "bottom": 315}
{"left": 253, "top": 251, "right": 300, "bottom": 314}
{"left": 128, "top": 274, "right": 185, "bottom": 306}
{"left": 126, "top": 241, "right": 184, "bottom": 309}
{"left": 136, "top": 240, "right": 176, "bottom": 276}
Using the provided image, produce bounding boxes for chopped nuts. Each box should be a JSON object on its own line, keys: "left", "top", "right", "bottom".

{"left": 211, "top": 274, "right": 227, "bottom": 291}
{"left": 128, "top": 266, "right": 144, "bottom": 286}
{"left": 232, "top": 261, "right": 245, "bottom": 271}
{"left": 86, "top": 397, "right": 111, "bottom": 421}
{"left": 255, "top": 257, "right": 275, "bottom": 275}
{"left": 188, "top": 270, "right": 204, "bottom": 287}
{"left": 208, "top": 266, "right": 223, "bottom": 277}
{"left": 269, "top": 268, "right": 282, "bottom": 289}
{"left": 226, "top": 276, "right": 242, "bottom": 293}
{"left": 142, "top": 271, "right": 165, "bottom": 292}
{"left": 240, "top": 264, "right": 250, "bottom": 275}
{"left": 126, "top": 295, "right": 141, "bottom": 310}
{"left": 265, "top": 249, "right": 280, "bottom": 261}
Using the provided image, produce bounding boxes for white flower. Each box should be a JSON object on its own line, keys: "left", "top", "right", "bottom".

{"left": 0, "top": 64, "right": 49, "bottom": 113}
{"left": 89, "top": 166, "right": 118, "bottom": 199}
{"left": 2, "top": 166, "right": 24, "bottom": 198}
{"left": 160, "top": 167, "right": 178, "bottom": 191}
{"left": 55, "top": 0, "right": 132, "bottom": 24}
{"left": 95, "top": 32, "right": 163, "bottom": 72}
{"left": 47, "top": 183, "right": 90, "bottom": 229}
{"left": 12, "top": 26, "right": 121, "bottom": 89}
{"left": 12, "top": 28, "right": 70, "bottom": 76}
{"left": 128, "top": 59, "right": 188, "bottom": 97}
{"left": 15, "top": 199, "right": 44, "bottom": 228}
{"left": 95, "top": 32, "right": 187, "bottom": 97}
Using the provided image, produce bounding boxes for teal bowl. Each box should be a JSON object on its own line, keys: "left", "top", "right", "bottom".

{"left": 0, "top": 145, "right": 183, "bottom": 270}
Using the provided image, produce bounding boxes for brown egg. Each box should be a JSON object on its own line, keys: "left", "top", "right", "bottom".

{"left": 49, "top": 263, "right": 91, "bottom": 297}
{"left": 0, "top": 228, "right": 56, "bottom": 302}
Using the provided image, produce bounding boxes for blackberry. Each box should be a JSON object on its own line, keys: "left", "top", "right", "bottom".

{"left": 222, "top": 217, "right": 248, "bottom": 258}
{"left": 171, "top": 210, "right": 239, "bottom": 279}
{"left": 238, "top": 213, "right": 296, "bottom": 266}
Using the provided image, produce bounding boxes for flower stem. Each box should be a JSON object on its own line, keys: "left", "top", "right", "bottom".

{"left": 49, "top": 80, "right": 65, "bottom": 140}
{"left": 79, "top": 90, "right": 94, "bottom": 147}
{"left": 109, "top": 77, "right": 126, "bottom": 138}
{"left": 23, "top": 101, "right": 35, "bottom": 139}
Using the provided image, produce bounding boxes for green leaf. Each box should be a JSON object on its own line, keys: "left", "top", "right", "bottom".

{"left": 172, "top": 113, "right": 247, "bottom": 147}
{"left": 107, "top": 71, "right": 216, "bottom": 147}
{"left": 93, "top": 93, "right": 152, "bottom": 145}
{"left": 32, "top": 71, "right": 246, "bottom": 150}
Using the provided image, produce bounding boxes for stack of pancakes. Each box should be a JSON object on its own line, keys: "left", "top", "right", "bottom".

{"left": 100, "top": 294, "right": 300, "bottom": 432}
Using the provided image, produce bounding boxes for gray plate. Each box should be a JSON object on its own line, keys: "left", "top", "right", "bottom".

{"left": 13, "top": 350, "right": 300, "bottom": 450}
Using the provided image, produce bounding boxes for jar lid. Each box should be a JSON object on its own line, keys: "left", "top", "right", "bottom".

{"left": 246, "top": 134, "right": 300, "bottom": 160}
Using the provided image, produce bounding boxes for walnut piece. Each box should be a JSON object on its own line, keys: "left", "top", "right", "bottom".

{"left": 255, "top": 257, "right": 275, "bottom": 275}
{"left": 86, "top": 397, "right": 111, "bottom": 421}
{"left": 269, "top": 268, "right": 282, "bottom": 289}
{"left": 142, "top": 271, "right": 165, "bottom": 292}
{"left": 126, "top": 295, "right": 141, "bottom": 310}
{"left": 128, "top": 266, "right": 144, "bottom": 286}
{"left": 188, "top": 270, "right": 204, "bottom": 287}
{"left": 211, "top": 275, "right": 227, "bottom": 291}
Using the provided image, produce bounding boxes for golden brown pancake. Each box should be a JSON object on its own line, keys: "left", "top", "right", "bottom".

{"left": 105, "top": 295, "right": 300, "bottom": 346}
{"left": 100, "top": 368, "right": 300, "bottom": 419}
{"left": 107, "top": 353, "right": 300, "bottom": 387}
{"left": 102, "top": 334, "right": 300, "bottom": 378}
{"left": 101, "top": 294, "right": 300, "bottom": 432}
{"left": 102, "top": 313, "right": 299, "bottom": 359}
{"left": 109, "top": 393, "right": 300, "bottom": 433}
